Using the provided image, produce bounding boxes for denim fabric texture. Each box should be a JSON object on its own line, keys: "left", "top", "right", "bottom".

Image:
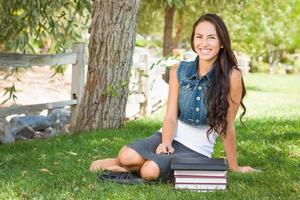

{"left": 176, "top": 56, "right": 215, "bottom": 126}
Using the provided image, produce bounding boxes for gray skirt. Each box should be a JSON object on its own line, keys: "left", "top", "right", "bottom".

{"left": 127, "top": 131, "right": 208, "bottom": 181}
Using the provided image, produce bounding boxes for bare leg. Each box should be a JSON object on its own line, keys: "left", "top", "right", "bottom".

{"left": 90, "top": 158, "right": 129, "bottom": 172}
{"left": 139, "top": 160, "right": 160, "bottom": 181}
{"left": 117, "top": 146, "right": 146, "bottom": 172}
{"left": 90, "top": 146, "right": 146, "bottom": 173}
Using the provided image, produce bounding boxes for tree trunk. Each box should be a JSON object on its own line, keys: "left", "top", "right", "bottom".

{"left": 73, "top": 0, "right": 140, "bottom": 132}
{"left": 162, "top": 4, "right": 176, "bottom": 83}
{"left": 173, "top": 9, "right": 184, "bottom": 49}
{"left": 267, "top": 44, "right": 281, "bottom": 74}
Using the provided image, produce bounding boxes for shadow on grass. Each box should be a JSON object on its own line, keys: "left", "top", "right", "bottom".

{"left": 232, "top": 117, "right": 300, "bottom": 176}
{"left": 236, "top": 117, "right": 300, "bottom": 143}
{"left": 245, "top": 85, "right": 267, "bottom": 92}
{"left": 0, "top": 117, "right": 164, "bottom": 199}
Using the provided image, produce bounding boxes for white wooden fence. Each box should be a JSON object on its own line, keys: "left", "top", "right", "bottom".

{"left": 0, "top": 43, "right": 166, "bottom": 129}
{"left": 0, "top": 43, "right": 85, "bottom": 129}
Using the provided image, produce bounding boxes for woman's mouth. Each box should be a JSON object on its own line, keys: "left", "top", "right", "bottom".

{"left": 200, "top": 48, "right": 211, "bottom": 55}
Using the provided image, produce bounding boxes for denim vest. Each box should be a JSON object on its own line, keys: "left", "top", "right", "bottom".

{"left": 176, "top": 56, "right": 214, "bottom": 126}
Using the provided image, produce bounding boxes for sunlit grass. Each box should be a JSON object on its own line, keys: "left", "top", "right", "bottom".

{"left": 243, "top": 73, "right": 300, "bottom": 119}
{"left": 0, "top": 73, "right": 299, "bottom": 199}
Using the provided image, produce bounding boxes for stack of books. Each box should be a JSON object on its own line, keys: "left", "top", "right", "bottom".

{"left": 171, "top": 157, "right": 228, "bottom": 192}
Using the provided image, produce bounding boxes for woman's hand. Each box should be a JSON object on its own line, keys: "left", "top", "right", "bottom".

{"left": 156, "top": 143, "right": 174, "bottom": 154}
{"left": 233, "top": 166, "right": 261, "bottom": 173}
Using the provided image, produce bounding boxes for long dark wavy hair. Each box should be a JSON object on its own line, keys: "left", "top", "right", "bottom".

{"left": 191, "top": 14, "right": 246, "bottom": 137}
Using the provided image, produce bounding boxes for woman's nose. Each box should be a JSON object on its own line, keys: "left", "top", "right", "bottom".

{"left": 201, "top": 38, "right": 209, "bottom": 46}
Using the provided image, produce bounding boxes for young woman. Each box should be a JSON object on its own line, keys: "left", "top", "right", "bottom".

{"left": 90, "top": 13, "right": 257, "bottom": 181}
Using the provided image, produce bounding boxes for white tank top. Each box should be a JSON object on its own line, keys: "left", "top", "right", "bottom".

{"left": 160, "top": 120, "right": 218, "bottom": 158}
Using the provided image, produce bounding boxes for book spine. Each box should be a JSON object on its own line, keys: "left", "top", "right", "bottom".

{"left": 175, "top": 184, "right": 226, "bottom": 190}
{"left": 175, "top": 175, "right": 226, "bottom": 179}
{"left": 175, "top": 179, "right": 227, "bottom": 184}
{"left": 175, "top": 182, "right": 226, "bottom": 185}
{"left": 172, "top": 164, "right": 227, "bottom": 171}
{"left": 174, "top": 170, "right": 227, "bottom": 176}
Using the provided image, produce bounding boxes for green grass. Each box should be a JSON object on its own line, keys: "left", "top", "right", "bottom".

{"left": 243, "top": 73, "right": 300, "bottom": 119}
{"left": 0, "top": 73, "right": 300, "bottom": 199}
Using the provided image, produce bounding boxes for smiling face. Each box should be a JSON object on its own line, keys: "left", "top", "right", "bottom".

{"left": 193, "top": 21, "right": 221, "bottom": 63}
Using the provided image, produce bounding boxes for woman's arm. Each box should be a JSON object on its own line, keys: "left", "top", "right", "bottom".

{"left": 156, "top": 64, "right": 179, "bottom": 154}
{"left": 221, "top": 69, "right": 256, "bottom": 173}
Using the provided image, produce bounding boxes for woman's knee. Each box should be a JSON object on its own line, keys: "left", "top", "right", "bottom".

{"left": 117, "top": 146, "right": 145, "bottom": 167}
{"left": 140, "top": 160, "right": 160, "bottom": 181}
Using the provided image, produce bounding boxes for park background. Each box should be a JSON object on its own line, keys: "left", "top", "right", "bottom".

{"left": 0, "top": 0, "right": 299, "bottom": 199}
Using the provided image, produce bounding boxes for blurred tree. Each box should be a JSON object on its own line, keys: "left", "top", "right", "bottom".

{"left": 0, "top": 0, "right": 91, "bottom": 104}
{"left": 137, "top": 0, "right": 186, "bottom": 83}
{"left": 148, "top": 0, "right": 300, "bottom": 74}
{"left": 1, "top": 0, "right": 299, "bottom": 71}
{"left": 137, "top": 1, "right": 164, "bottom": 41}
{"left": 173, "top": 8, "right": 184, "bottom": 49}
{"left": 138, "top": 0, "right": 245, "bottom": 82}
{"left": 219, "top": 0, "right": 300, "bottom": 73}
{"left": 0, "top": 0, "right": 91, "bottom": 53}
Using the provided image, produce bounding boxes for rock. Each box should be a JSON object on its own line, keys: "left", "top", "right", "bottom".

{"left": 16, "top": 115, "right": 51, "bottom": 131}
{"left": 43, "top": 127, "right": 58, "bottom": 138}
{"left": 0, "top": 130, "right": 15, "bottom": 143}
{"left": 1, "top": 109, "right": 71, "bottom": 143}
{"left": 9, "top": 117, "right": 35, "bottom": 139}
{"left": 15, "top": 135, "right": 29, "bottom": 141}
{"left": 16, "top": 125, "right": 35, "bottom": 139}
{"left": 0, "top": 118, "right": 15, "bottom": 144}
{"left": 47, "top": 108, "right": 70, "bottom": 130}
{"left": 33, "top": 131, "right": 46, "bottom": 139}
{"left": 0, "top": 118, "right": 8, "bottom": 136}
{"left": 64, "top": 124, "right": 70, "bottom": 133}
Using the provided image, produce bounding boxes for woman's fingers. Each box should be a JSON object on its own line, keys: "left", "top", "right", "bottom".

{"left": 238, "top": 166, "right": 262, "bottom": 173}
{"left": 167, "top": 145, "right": 174, "bottom": 153}
{"left": 155, "top": 143, "right": 175, "bottom": 154}
{"left": 156, "top": 144, "right": 172, "bottom": 154}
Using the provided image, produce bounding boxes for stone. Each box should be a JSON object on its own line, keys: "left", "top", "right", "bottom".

{"left": 33, "top": 131, "right": 46, "bottom": 139}
{"left": 0, "top": 118, "right": 15, "bottom": 144}
{"left": 16, "top": 125, "right": 35, "bottom": 139}
{"left": 43, "top": 127, "right": 58, "bottom": 138}
{"left": 15, "top": 135, "right": 29, "bottom": 141}
{"left": 16, "top": 115, "right": 51, "bottom": 131}
{"left": 9, "top": 117, "right": 35, "bottom": 139}
{"left": 0, "top": 129, "right": 15, "bottom": 144}
{"left": 47, "top": 108, "right": 70, "bottom": 130}
{"left": 0, "top": 118, "right": 8, "bottom": 136}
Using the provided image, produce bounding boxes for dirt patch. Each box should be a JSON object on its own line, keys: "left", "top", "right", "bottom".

{"left": 0, "top": 65, "right": 72, "bottom": 108}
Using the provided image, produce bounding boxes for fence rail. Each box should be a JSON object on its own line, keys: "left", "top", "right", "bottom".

{"left": 0, "top": 52, "right": 77, "bottom": 68}
{"left": 0, "top": 43, "right": 85, "bottom": 130}
{"left": 0, "top": 43, "right": 166, "bottom": 130}
{"left": 0, "top": 100, "right": 77, "bottom": 117}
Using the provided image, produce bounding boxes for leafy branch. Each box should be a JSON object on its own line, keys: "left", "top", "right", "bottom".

{"left": 1, "top": 83, "right": 17, "bottom": 104}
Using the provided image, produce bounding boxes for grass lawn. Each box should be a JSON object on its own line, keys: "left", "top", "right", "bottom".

{"left": 0, "top": 73, "right": 299, "bottom": 199}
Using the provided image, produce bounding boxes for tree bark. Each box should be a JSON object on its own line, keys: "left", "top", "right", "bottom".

{"left": 173, "top": 9, "right": 184, "bottom": 49}
{"left": 267, "top": 44, "right": 281, "bottom": 74}
{"left": 162, "top": 4, "right": 176, "bottom": 83}
{"left": 73, "top": 0, "right": 140, "bottom": 132}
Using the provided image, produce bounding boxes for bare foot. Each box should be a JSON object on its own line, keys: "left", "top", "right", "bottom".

{"left": 106, "top": 166, "right": 129, "bottom": 172}
{"left": 89, "top": 158, "right": 128, "bottom": 172}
